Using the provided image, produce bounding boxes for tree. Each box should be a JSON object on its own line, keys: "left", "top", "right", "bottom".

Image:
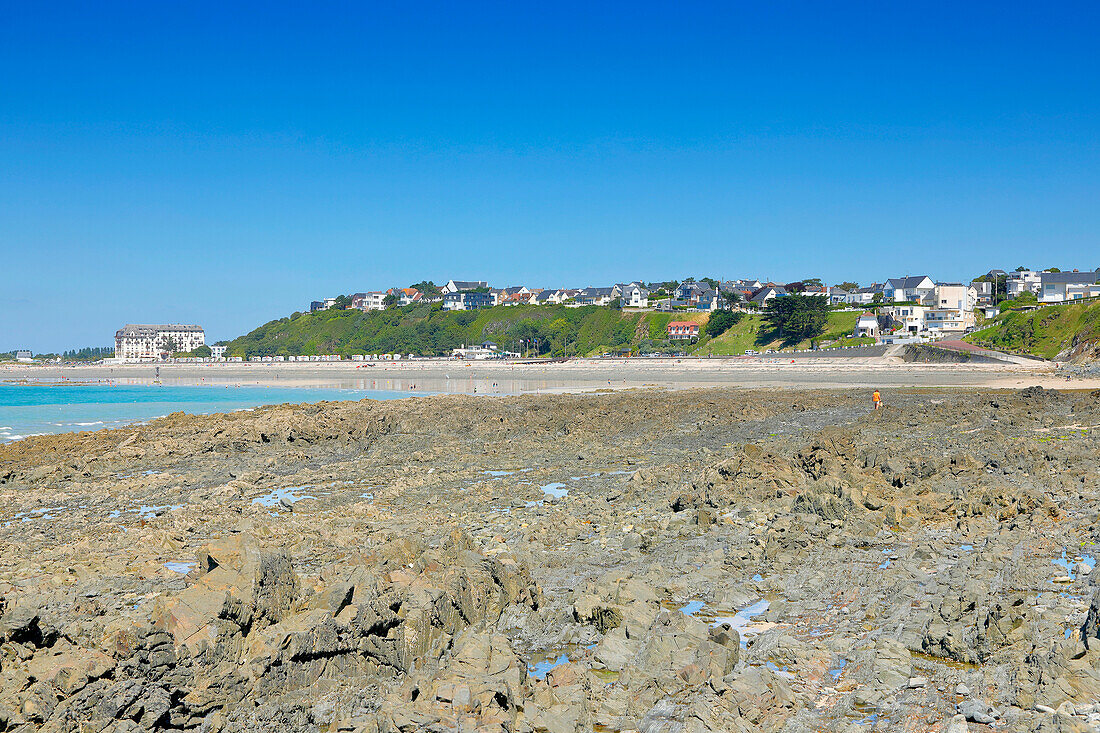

{"left": 1045, "top": 267, "right": 1061, "bottom": 273}
{"left": 723, "top": 291, "right": 742, "bottom": 309}
{"left": 764, "top": 294, "right": 829, "bottom": 341}
{"left": 802, "top": 277, "right": 824, "bottom": 288}
{"left": 193, "top": 345, "right": 212, "bottom": 357}
{"left": 332, "top": 294, "right": 352, "bottom": 310}
{"left": 410, "top": 280, "right": 442, "bottom": 297}
{"left": 1015, "top": 265, "right": 1029, "bottom": 272}
{"left": 383, "top": 293, "right": 398, "bottom": 308}
{"left": 701, "top": 277, "right": 719, "bottom": 290}
{"left": 872, "top": 292, "right": 883, "bottom": 303}
{"left": 838, "top": 282, "right": 859, "bottom": 292}
{"left": 161, "top": 337, "right": 178, "bottom": 354}
{"left": 706, "top": 310, "right": 743, "bottom": 337}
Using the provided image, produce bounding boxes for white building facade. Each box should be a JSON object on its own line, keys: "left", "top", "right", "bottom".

{"left": 1040, "top": 270, "right": 1100, "bottom": 302}
{"left": 1007, "top": 270, "right": 1042, "bottom": 298}
{"left": 115, "top": 324, "right": 205, "bottom": 361}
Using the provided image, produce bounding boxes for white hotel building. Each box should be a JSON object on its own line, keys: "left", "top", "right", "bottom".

{"left": 114, "top": 324, "right": 205, "bottom": 361}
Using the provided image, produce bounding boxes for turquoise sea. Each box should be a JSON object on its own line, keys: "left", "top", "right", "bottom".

{"left": 0, "top": 383, "right": 412, "bottom": 443}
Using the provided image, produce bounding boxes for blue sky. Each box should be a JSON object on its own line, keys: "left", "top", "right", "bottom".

{"left": 2, "top": 1, "right": 1098, "bottom": 350}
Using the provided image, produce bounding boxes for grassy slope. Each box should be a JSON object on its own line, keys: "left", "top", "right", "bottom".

{"left": 965, "top": 300, "right": 1100, "bottom": 359}
{"left": 227, "top": 304, "right": 683, "bottom": 357}
{"left": 228, "top": 305, "right": 871, "bottom": 358}
{"left": 693, "top": 311, "right": 863, "bottom": 355}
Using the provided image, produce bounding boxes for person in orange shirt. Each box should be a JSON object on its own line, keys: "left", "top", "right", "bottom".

{"left": 872, "top": 389, "right": 882, "bottom": 410}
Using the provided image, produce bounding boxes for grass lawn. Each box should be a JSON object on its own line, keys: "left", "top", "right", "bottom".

{"left": 965, "top": 300, "right": 1100, "bottom": 359}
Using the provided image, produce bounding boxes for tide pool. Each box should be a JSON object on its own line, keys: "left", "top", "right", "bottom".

{"left": 0, "top": 384, "right": 414, "bottom": 443}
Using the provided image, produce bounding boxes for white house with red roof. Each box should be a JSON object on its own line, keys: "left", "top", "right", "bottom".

{"left": 667, "top": 321, "right": 700, "bottom": 341}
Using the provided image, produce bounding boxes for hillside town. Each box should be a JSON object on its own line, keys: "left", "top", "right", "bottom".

{"left": 9, "top": 268, "right": 1098, "bottom": 364}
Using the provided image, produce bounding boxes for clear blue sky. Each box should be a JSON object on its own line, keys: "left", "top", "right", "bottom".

{"left": 2, "top": 1, "right": 1098, "bottom": 351}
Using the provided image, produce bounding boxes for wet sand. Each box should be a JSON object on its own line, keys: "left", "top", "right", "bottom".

{"left": 2, "top": 355, "right": 1092, "bottom": 393}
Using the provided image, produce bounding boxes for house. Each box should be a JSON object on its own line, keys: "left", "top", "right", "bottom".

{"left": 854, "top": 312, "right": 879, "bottom": 339}
{"left": 451, "top": 342, "right": 501, "bottom": 360}
{"left": 619, "top": 282, "right": 650, "bottom": 308}
{"left": 698, "top": 289, "right": 723, "bottom": 311}
{"left": 749, "top": 286, "right": 787, "bottom": 306}
{"left": 529, "top": 289, "right": 557, "bottom": 305}
{"left": 883, "top": 276, "right": 935, "bottom": 304}
{"left": 15, "top": 350, "right": 32, "bottom": 362}
{"left": 847, "top": 284, "right": 883, "bottom": 306}
{"left": 885, "top": 305, "right": 927, "bottom": 335}
{"left": 828, "top": 287, "right": 850, "bottom": 305}
{"left": 442, "top": 280, "right": 489, "bottom": 294}
{"left": 492, "top": 286, "right": 531, "bottom": 306}
{"left": 310, "top": 297, "right": 338, "bottom": 312}
{"left": 932, "top": 283, "right": 977, "bottom": 312}
{"left": 1006, "top": 270, "right": 1042, "bottom": 298}
{"left": 352, "top": 292, "right": 387, "bottom": 311}
{"left": 676, "top": 281, "right": 708, "bottom": 302}
{"left": 545, "top": 289, "right": 580, "bottom": 305}
{"left": 799, "top": 285, "right": 829, "bottom": 298}
{"left": 517, "top": 288, "right": 543, "bottom": 304}
{"left": 924, "top": 283, "right": 977, "bottom": 333}
{"left": 442, "top": 290, "right": 493, "bottom": 311}
{"left": 924, "top": 308, "right": 973, "bottom": 332}
{"left": 666, "top": 321, "right": 700, "bottom": 341}
{"left": 388, "top": 287, "right": 422, "bottom": 306}
{"left": 1039, "top": 270, "right": 1100, "bottom": 302}
{"left": 575, "top": 287, "right": 616, "bottom": 306}
{"left": 209, "top": 345, "right": 227, "bottom": 359}
{"left": 970, "top": 280, "right": 994, "bottom": 305}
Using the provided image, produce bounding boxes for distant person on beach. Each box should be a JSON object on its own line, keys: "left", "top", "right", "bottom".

{"left": 872, "top": 389, "right": 881, "bottom": 410}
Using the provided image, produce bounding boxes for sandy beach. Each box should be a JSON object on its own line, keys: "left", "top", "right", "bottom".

{"left": 2, "top": 354, "right": 1093, "bottom": 393}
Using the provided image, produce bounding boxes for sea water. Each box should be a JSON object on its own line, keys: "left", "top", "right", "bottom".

{"left": 0, "top": 384, "right": 413, "bottom": 443}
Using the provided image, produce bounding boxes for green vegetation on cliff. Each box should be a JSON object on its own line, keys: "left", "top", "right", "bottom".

{"left": 228, "top": 304, "right": 674, "bottom": 357}
{"left": 228, "top": 305, "right": 877, "bottom": 358}
{"left": 965, "top": 300, "right": 1100, "bottom": 360}
{"left": 694, "top": 311, "right": 863, "bottom": 355}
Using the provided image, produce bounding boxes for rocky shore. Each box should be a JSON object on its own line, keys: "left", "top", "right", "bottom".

{"left": 2, "top": 386, "right": 1100, "bottom": 732}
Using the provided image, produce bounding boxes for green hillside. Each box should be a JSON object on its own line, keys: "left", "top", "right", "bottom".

{"left": 693, "top": 311, "right": 867, "bottom": 355}
{"left": 965, "top": 300, "right": 1100, "bottom": 360}
{"left": 229, "top": 304, "right": 673, "bottom": 358}
{"left": 228, "top": 304, "right": 877, "bottom": 359}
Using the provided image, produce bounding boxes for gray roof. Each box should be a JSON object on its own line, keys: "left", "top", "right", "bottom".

{"left": 886, "top": 276, "right": 932, "bottom": 289}
{"left": 1041, "top": 270, "right": 1100, "bottom": 284}
{"left": 449, "top": 280, "right": 487, "bottom": 290}
{"left": 579, "top": 287, "right": 615, "bottom": 296}
{"left": 116, "top": 324, "right": 203, "bottom": 338}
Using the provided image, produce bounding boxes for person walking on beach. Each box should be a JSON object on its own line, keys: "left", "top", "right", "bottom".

{"left": 872, "top": 389, "right": 881, "bottom": 410}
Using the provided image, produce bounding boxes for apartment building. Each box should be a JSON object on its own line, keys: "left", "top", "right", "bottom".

{"left": 115, "top": 324, "right": 205, "bottom": 361}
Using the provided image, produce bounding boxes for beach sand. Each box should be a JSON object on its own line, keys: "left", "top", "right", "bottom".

{"left": 2, "top": 354, "right": 1093, "bottom": 393}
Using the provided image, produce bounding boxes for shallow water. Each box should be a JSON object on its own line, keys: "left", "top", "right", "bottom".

{"left": 0, "top": 384, "right": 412, "bottom": 443}
{"left": 528, "top": 654, "right": 569, "bottom": 680}
{"left": 252, "top": 486, "right": 317, "bottom": 508}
